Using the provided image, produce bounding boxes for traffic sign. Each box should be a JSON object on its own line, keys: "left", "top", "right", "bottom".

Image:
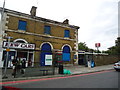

{"left": 6, "top": 49, "right": 10, "bottom": 52}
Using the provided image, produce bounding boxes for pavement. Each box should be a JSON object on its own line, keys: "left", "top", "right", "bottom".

{"left": 0, "top": 64, "right": 114, "bottom": 82}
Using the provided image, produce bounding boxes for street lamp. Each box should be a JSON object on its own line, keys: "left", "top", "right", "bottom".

{"left": 2, "top": 36, "right": 13, "bottom": 79}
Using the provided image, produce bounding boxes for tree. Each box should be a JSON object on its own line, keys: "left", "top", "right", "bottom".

{"left": 78, "top": 42, "right": 89, "bottom": 51}
{"left": 78, "top": 42, "right": 102, "bottom": 53}
{"left": 107, "top": 46, "right": 117, "bottom": 55}
{"left": 116, "top": 37, "right": 120, "bottom": 55}
{"left": 103, "top": 37, "right": 120, "bottom": 55}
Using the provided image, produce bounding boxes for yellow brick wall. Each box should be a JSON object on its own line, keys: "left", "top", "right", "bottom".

{"left": 6, "top": 14, "right": 77, "bottom": 65}
{"left": 7, "top": 15, "right": 75, "bottom": 39}
{"left": 7, "top": 31, "right": 76, "bottom": 51}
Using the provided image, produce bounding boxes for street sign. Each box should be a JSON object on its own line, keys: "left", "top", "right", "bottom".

{"left": 6, "top": 49, "right": 10, "bottom": 52}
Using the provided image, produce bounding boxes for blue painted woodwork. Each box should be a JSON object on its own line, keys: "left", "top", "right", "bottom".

{"left": 44, "top": 26, "right": 51, "bottom": 34}
{"left": 62, "top": 46, "right": 70, "bottom": 61}
{"left": 18, "top": 20, "right": 27, "bottom": 31}
{"left": 64, "top": 30, "right": 70, "bottom": 38}
{"left": 40, "top": 43, "right": 52, "bottom": 66}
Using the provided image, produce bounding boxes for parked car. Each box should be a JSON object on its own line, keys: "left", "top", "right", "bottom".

{"left": 114, "top": 61, "right": 120, "bottom": 71}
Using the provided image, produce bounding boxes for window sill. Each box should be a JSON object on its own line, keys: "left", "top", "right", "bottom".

{"left": 44, "top": 33, "right": 51, "bottom": 36}
{"left": 64, "top": 37, "right": 70, "bottom": 39}
{"left": 18, "top": 29, "right": 26, "bottom": 32}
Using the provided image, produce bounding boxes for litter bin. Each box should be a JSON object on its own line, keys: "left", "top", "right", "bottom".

{"left": 58, "top": 65, "right": 63, "bottom": 74}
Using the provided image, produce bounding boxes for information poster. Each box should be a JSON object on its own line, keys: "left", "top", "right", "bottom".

{"left": 45, "top": 55, "right": 52, "bottom": 65}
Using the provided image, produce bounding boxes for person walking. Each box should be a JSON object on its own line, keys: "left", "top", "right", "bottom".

{"left": 17, "top": 58, "right": 22, "bottom": 73}
{"left": 88, "top": 59, "right": 91, "bottom": 68}
{"left": 21, "top": 59, "right": 26, "bottom": 76}
{"left": 12, "top": 57, "right": 18, "bottom": 78}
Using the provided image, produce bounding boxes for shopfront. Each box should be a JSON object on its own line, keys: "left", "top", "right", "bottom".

{"left": 2, "top": 39, "right": 35, "bottom": 68}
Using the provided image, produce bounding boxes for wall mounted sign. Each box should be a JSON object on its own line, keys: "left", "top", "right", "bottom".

{"left": 3, "top": 42, "right": 35, "bottom": 50}
{"left": 45, "top": 55, "right": 52, "bottom": 65}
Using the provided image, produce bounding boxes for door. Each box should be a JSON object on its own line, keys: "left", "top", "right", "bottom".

{"left": 40, "top": 43, "right": 52, "bottom": 66}
{"left": 62, "top": 46, "right": 70, "bottom": 61}
{"left": 28, "top": 53, "right": 33, "bottom": 67}
{"left": 17, "top": 51, "right": 27, "bottom": 59}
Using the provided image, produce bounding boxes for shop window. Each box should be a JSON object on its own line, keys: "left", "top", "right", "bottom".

{"left": 18, "top": 20, "right": 27, "bottom": 31}
{"left": 44, "top": 25, "right": 51, "bottom": 35}
{"left": 64, "top": 30, "right": 70, "bottom": 38}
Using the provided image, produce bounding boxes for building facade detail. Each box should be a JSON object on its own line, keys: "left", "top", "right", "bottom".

{"left": 0, "top": 7, "right": 79, "bottom": 67}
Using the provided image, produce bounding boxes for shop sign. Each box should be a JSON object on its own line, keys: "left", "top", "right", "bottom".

{"left": 3, "top": 42, "right": 35, "bottom": 50}
{"left": 95, "top": 43, "right": 101, "bottom": 48}
{"left": 45, "top": 55, "right": 52, "bottom": 65}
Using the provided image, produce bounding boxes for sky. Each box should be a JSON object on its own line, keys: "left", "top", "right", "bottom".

{"left": 0, "top": 0, "right": 119, "bottom": 51}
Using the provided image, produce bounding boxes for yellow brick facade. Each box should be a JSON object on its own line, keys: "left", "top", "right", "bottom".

{"left": 1, "top": 8, "right": 79, "bottom": 67}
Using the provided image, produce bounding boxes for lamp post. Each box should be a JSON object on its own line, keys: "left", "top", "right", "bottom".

{"left": 0, "top": 0, "right": 6, "bottom": 68}
{"left": 2, "top": 36, "right": 13, "bottom": 79}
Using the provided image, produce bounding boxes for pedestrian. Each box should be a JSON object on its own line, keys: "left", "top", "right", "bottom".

{"left": 28, "top": 59, "right": 32, "bottom": 67}
{"left": 17, "top": 58, "right": 22, "bottom": 73}
{"left": 21, "top": 59, "right": 26, "bottom": 76}
{"left": 12, "top": 57, "right": 18, "bottom": 77}
{"left": 88, "top": 59, "right": 91, "bottom": 68}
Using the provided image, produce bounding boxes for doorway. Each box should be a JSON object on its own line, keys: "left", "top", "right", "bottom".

{"left": 40, "top": 43, "right": 52, "bottom": 66}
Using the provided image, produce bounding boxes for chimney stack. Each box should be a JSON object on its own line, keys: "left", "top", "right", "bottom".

{"left": 30, "top": 6, "right": 37, "bottom": 16}
{"left": 63, "top": 19, "right": 69, "bottom": 24}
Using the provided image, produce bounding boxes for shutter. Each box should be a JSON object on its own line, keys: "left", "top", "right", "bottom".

{"left": 44, "top": 26, "right": 51, "bottom": 34}
{"left": 40, "top": 43, "right": 52, "bottom": 66}
{"left": 62, "top": 46, "right": 70, "bottom": 61}
{"left": 18, "top": 20, "right": 27, "bottom": 31}
{"left": 63, "top": 53, "right": 70, "bottom": 61}
{"left": 64, "top": 30, "right": 70, "bottom": 37}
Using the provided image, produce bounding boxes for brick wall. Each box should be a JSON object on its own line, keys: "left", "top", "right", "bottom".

{"left": 7, "top": 15, "right": 75, "bottom": 39}
{"left": 93, "top": 55, "right": 119, "bottom": 66}
{"left": 5, "top": 13, "right": 78, "bottom": 65}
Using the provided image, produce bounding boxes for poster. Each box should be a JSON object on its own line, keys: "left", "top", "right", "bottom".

{"left": 45, "top": 55, "right": 52, "bottom": 65}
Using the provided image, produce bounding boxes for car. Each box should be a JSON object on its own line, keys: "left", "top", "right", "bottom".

{"left": 114, "top": 61, "right": 120, "bottom": 71}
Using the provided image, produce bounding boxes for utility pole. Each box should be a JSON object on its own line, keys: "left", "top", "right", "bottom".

{"left": 1, "top": 0, "right": 6, "bottom": 19}
{"left": 1, "top": 0, "right": 7, "bottom": 78}
{"left": 2, "top": 36, "right": 13, "bottom": 79}
{"left": 0, "top": 0, "right": 6, "bottom": 68}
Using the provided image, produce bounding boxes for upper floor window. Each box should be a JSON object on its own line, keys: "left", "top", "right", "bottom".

{"left": 64, "top": 30, "right": 70, "bottom": 38}
{"left": 18, "top": 20, "right": 27, "bottom": 31}
{"left": 44, "top": 25, "right": 51, "bottom": 35}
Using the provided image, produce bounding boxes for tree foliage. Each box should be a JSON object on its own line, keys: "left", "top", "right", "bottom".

{"left": 102, "top": 37, "right": 120, "bottom": 55}
{"left": 78, "top": 42, "right": 101, "bottom": 53}
{"left": 78, "top": 42, "right": 89, "bottom": 51}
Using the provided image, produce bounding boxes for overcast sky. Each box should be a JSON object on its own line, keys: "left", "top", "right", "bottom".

{"left": 0, "top": 0, "right": 119, "bottom": 51}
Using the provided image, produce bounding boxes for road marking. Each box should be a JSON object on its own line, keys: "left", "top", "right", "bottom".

{"left": 1, "top": 70, "right": 114, "bottom": 85}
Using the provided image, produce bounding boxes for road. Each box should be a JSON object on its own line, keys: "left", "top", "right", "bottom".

{"left": 2, "top": 70, "right": 119, "bottom": 89}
